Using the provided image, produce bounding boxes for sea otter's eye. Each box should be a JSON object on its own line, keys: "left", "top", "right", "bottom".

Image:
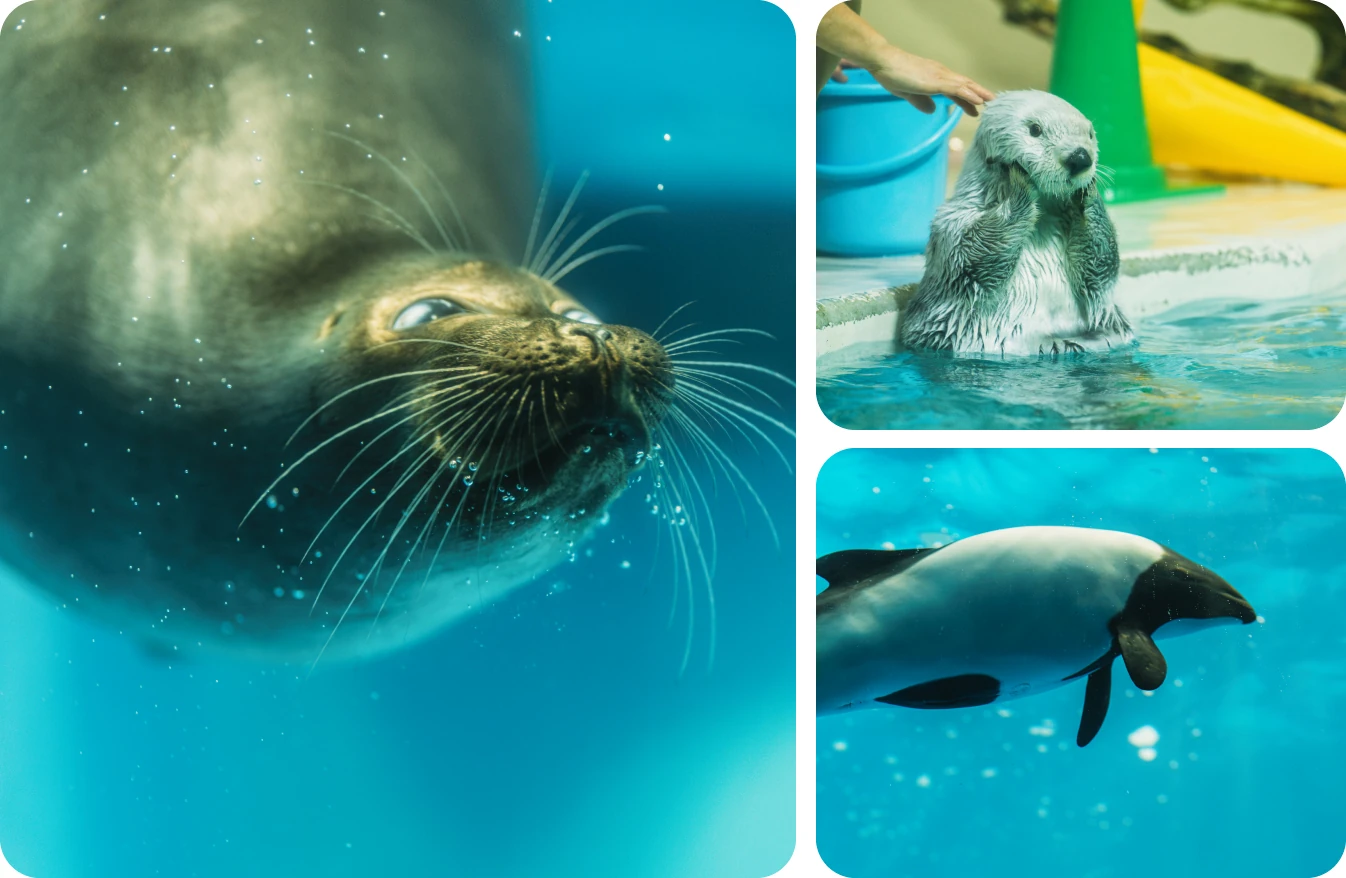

{"left": 391, "top": 298, "right": 464, "bottom": 330}
{"left": 1028, "top": 122, "right": 1043, "bottom": 138}
{"left": 562, "top": 308, "right": 602, "bottom": 325}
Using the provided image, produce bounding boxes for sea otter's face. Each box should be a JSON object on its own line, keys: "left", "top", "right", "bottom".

{"left": 335, "top": 259, "right": 674, "bottom": 536}
{"left": 977, "top": 90, "right": 1098, "bottom": 197}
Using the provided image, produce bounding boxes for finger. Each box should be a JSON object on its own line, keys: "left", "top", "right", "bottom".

{"left": 951, "top": 96, "right": 979, "bottom": 117}
{"left": 831, "top": 65, "right": 849, "bottom": 83}
{"left": 901, "top": 93, "right": 937, "bottom": 114}
{"left": 838, "top": 59, "right": 861, "bottom": 70}
{"left": 968, "top": 80, "right": 996, "bottom": 102}
{"left": 957, "top": 85, "right": 987, "bottom": 107}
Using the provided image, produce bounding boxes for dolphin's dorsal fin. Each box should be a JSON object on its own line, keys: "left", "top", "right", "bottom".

{"left": 1118, "top": 628, "right": 1167, "bottom": 690}
{"left": 1077, "top": 654, "right": 1115, "bottom": 747}
{"left": 816, "top": 548, "right": 934, "bottom": 591}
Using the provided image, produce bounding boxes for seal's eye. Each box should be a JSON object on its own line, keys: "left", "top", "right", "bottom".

{"left": 1028, "top": 122, "right": 1043, "bottom": 138}
{"left": 391, "top": 298, "right": 463, "bottom": 331}
{"left": 562, "top": 307, "right": 602, "bottom": 325}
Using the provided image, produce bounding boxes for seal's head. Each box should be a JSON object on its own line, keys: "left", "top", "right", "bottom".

{"left": 310, "top": 256, "right": 673, "bottom": 540}
{"left": 969, "top": 89, "right": 1098, "bottom": 197}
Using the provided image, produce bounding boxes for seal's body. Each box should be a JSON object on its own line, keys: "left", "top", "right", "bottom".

{"left": 0, "top": 0, "right": 683, "bottom": 662}
{"left": 816, "top": 526, "right": 1256, "bottom": 746}
{"left": 901, "top": 91, "right": 1131, "bottom": 356}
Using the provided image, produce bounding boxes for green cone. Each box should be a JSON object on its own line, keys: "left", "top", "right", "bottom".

{"left": 1049, "top": 0, "right": 1221, "bottom": 203}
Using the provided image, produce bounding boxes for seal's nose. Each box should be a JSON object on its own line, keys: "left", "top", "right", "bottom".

{"left": 564, "top": 322, "right": 615, "bottom": 356}
{"left": 1064, "top": 147, "right": 1093, "bottom": 176}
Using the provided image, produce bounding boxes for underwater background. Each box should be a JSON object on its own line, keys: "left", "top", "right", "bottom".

{"left": 0, "top": 1, "right": 795, "bottom": 876}
{"left": 816, "top": 448, "right": 1346, "bottom": 878}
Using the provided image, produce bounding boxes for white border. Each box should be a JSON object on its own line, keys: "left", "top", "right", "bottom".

{"left": 779, "top": 0, "right": 1346, "bottom": 875}
{"left": 1, "top": 1, "right": 1344, "bottom": 876}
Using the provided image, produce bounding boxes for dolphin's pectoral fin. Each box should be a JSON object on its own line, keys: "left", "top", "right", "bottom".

{"left": 1077, "top": 657, "right": 1113, "bottom": 747}
{"left": 1118, "top": 627, "right": 1167, "bottom": 690}
{"left": 876, "top": 673, "right": 1001, "bottom": 709}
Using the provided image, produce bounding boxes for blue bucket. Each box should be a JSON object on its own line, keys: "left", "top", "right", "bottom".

{"left": 816, "top": 70, "right": 962, "bottom": 257}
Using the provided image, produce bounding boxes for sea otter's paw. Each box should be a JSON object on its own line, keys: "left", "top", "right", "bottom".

{"left": 1038, "top": 339, "right": 1086, "bottom": 357}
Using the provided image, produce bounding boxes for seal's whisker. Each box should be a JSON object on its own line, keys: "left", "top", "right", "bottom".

{"left": 668, "top": 367, "right": 781, "bottom": 408}
{"left": 370, "top": 337, "right": 495, "bottom": 357}
{"left": 410, "top": 147, "right": 473, "bottom": 250}
{"left": 249, "top": 373, "right": 491, "bottom": 536}
{"left": 650, "top": 302, "right": 698, "bottom": 342}
{"left": 281, "top": 365, "right": 477, "bottom": 450}
{"left": 659, "top": 434, "right": 719, "bottom": 572}
{"left": 313, "top": 400, "right": 506, "bottom": 655}
{"left": 333, "top": 377, "right": 498, "bottom": 485}
{"left": 663, "top": 327, "right": 777, "bottom": 349}
{"left": 664, "top": 406, "right": 779, "bottom": 548}
{"left": 300, "top": 180, "right": 437, "bottom": 254}
{"left": 407, "top": 389, "right": 526, "bottom": 610}
{"left": 367, "top": 406, "right": 506, "bottom": 637}
{"left": 539, "top": 204, "right": 666, "bottom": 281}
{"left": 670, "top": 385, "right": 793, "bottom": 472}
{"left": 545, "top": 244, "right": 646, "bottom": 285}
{"left": 307, "top": 439, "right": 443, "bottom": 636}
{"left": 529, "top": 170, "right": 589, "bottom": 275}
{"left": 662, "top": 341, "right": 746, "bottom": 358}
{"left": 327, "top": 131, "right": 458, "bottom": 251}
{"left": 362, "top": 212, "right": 441, "bottom": 254}
{"left": 523, "top": 168, "right": 555, "bottom": 269}
{"left": 301, "top": 377, "right": 509, "bottom": 612}
{"left": 532, "top": 216, "right": 582, "bottom": 280}
{"left": 668, "top": 359, "right": 796, "bottom": 390}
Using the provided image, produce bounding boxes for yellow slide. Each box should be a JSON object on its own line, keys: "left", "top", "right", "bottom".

{"left": 1134, "top": 5, "right": 1346, "bottom": 186}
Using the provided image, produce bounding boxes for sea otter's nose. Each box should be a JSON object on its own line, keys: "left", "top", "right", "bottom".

{"left": 1064, "top": 147, "right": 1093, "bottom": 175}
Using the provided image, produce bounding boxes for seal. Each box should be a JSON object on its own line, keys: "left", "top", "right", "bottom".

{"left": 816, "top": 526, "right": 1256, "bottom": 746}
{"left": 0, "top": 0, "right": 784, "bottom": 668}
{"left": 900, "top": 90, "right": 1132, "bottom": 356}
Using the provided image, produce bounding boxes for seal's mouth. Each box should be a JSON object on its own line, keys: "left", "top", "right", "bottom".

{"left": 527, "top": 411, "right": 652, "bottom": 480}
{"left": 459, "top": 399, "right": 654, "bottom": 489}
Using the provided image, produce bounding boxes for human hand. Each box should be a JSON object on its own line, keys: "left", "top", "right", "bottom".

{"left": 868, "top": 46, "right": 994, "bottom": 117}
{"left": 830, "top": 59, "right": 861, "bottom": 83}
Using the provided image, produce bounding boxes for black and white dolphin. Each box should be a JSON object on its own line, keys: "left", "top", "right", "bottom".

{"left": 816, "top": 526, "right": 1257, "bottom": 746}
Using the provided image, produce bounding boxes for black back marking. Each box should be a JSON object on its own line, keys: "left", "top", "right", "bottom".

{"left": 816, "top": 548, "right": 934, "bottom": 589}
{"left": 816, "top": 547, "right": 938, "bottom": 615}
{"left": 876, "top": 673, "right": 1001, "bottom": 709}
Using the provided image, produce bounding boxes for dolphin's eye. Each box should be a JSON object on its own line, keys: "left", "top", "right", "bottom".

{"left": 1028, "top": 122, "right": 1043, "bottom": 138}
{"left": 562, "top": 307, "right": 602, "bottom": 325}
{"left": 391, "top": 298, "right": 464, "bottom": 330}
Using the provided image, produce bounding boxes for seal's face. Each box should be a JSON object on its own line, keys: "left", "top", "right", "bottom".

{"left": 975, "top": 90, "right": 1098, "bottom": 197}
{"left": 332, "top": 259, "right": 673, "bottom": 534}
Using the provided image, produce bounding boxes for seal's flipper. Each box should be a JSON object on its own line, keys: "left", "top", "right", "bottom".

{"left": 1077, "top": 658, "right": 1113, "bottom": 747}
{"left": 876, "top": 673, "right": 1001, "bottom": 709}
{"left": 1118, "top": 628, "right": 1167, "bottom": 690}
{"left": 816, "top": 548, "right": 933, "bottom": 590}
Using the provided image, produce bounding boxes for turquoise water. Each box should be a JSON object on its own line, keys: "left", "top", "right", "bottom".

{"left": 0, "top": 1, "right": 796, "bottom": 875}
{"left": 817, "top": 448, "right": 1346, "bottom": 878}
{"left": 817, "top": 294, "right": 1346, "bottom": 429}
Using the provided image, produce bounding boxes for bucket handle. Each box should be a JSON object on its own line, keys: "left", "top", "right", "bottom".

{"left": 816, "top": 103, "right": 963, "bottom": 184}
